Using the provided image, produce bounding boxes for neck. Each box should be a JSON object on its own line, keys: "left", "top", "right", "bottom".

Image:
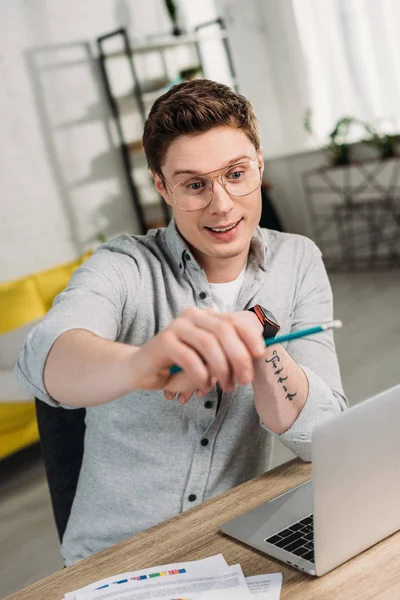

{"left": 191, "top": 246, "right": 250, "bottom": 283}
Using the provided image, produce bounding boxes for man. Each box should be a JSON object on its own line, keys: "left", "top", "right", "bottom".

{"left": 16, "top": 79, "right": 347, "bottom": 566}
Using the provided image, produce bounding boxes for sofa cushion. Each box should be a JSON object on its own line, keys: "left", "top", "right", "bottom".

{"left": 34, "top": 261, "right": 79, "bottom": 312}
{"left": 34, "top": 251, "right": 92, "bottom": 312}
{"left": 0, "top": 402, "right": 38, "bottom": 458}
{"left": 0, "top": 277, "right": 46, "bottom": 334}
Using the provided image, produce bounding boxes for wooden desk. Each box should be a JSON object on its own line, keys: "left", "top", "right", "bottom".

{"left": 6, "top": 459, "right": 400, "bottom": 600}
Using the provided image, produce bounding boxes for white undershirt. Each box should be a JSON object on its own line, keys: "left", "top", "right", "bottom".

{"left": 208, "top": 266, "right": 246, "bottom": 313}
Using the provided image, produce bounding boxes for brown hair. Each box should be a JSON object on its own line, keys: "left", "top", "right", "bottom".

{"left": 142, "top": 79, "right": 261, "bottom": 176}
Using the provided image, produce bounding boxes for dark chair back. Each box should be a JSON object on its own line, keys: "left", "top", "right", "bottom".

{"left": 35, "top": 398, "right": 86, "bottom": 542}
{"left": 260, "top": 183, "right": 283, "bottom": 231}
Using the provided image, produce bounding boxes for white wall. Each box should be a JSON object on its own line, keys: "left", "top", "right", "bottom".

{"left": 211, "top": 0, "right": 319, "bottom": 239}
{"left": 214, "top": 0, "right": 310, "bottom": 160}
{"left": 0, "top": 0, "right": 172, "bottom": 281}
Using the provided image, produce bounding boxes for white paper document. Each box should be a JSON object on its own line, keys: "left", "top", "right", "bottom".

{"left": 64, "top": 554, "right": 228, "bottom": 600}
{"left": 246, "top": 573, "right": 283, "bottom": 598}
{"left": 64, "top": 555, "right": 281, "bottom": 600}
{"left": 72, "top": 565, "right": 252, "bottom": 600}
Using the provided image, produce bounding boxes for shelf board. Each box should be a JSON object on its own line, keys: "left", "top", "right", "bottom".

{"left": 119, "top": 89, "right": 169, "bottom": 105}
{"left": 119, "top": 75, "right": 238, "bottom": 108}
{"left": 126, "top": 140, "right": 144, "bottom": 152}
{"left": 138, "top": 193, "right": 163, "bottom": 208}
{"left": 142, "top": 88, "right": 167, "bottom": 103}
{"left": 105, "top": 31, "right": 229, "bottom": 58}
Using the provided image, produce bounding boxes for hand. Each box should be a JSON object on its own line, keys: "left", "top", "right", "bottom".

{"left": 130, "top": 307, "right": 265, "bottom": 396}
{"left": 163, "top": 377, "right": 217, "bottom": 405}
{"left": 163, "top": 310, "right": 264, "bottom": 403}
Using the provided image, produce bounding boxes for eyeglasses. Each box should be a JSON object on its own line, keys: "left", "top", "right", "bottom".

{"left": 164, "top": 157, "right": 262, "bottom": 212}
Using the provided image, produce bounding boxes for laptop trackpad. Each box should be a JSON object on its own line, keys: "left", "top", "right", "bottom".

{"left": 221, "top": 480, "right": 313, "bottom": 547}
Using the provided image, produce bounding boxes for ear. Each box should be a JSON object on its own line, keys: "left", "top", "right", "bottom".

{"left": 152, "top": 171, "right": 172, "bottom": 206}
{"left": 257, "top": 149, "right": 265, "bottom": 178}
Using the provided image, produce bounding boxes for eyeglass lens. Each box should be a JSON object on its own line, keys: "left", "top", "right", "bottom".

{"left": 173, "top": 161, "right": 261, "bottom": 211}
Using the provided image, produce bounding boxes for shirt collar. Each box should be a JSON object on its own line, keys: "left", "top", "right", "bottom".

{"left": 164, "top": 218, "right": 198, "bottom": 272}
{"left": 164, "top": 218, "right": 268, "bottom": 274}
{"left": 249, "top": 226, "right": 268, "bottom": 272}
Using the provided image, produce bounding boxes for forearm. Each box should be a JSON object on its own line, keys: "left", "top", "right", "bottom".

{"left": 44, "top": 330, "right": 139, "bottom": 407}
{"left": 252, "top": 345, "right": 309, "bottom": 434}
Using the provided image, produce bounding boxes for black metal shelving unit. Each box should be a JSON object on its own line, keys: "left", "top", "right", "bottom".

{"left": 96, "top": 20, "right": 237, "bottom": 234}
{"left": 97, "top": 29, "right": 147, "bottom": 234}
{"left": 303, "top": 157, "right": 400, "bottom": 270}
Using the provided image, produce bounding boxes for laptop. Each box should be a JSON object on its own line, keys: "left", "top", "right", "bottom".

{"left": 221, "top": 384, "right": 400, "bottom": 576}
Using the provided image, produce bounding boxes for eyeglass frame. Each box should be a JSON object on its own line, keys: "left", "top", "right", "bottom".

{"left": 160, "top": 153, "right": 263, "bottom": 212}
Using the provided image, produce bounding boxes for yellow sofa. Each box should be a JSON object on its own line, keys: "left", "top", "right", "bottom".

{"left": 0, "top": 252, "right": 91, "bottom": 460}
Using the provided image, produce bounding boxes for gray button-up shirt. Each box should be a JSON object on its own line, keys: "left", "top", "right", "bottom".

{"left": 16, "top": 220, "right": 347, "bottom": 565}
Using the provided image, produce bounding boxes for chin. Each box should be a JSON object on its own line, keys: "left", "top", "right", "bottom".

{"left": 205, "top": 245, "right": 247, "bottom": 260}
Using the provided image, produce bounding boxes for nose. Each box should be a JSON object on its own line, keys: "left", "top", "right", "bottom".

{"left": 209, "top": 178, "right": 235, "bottom": 215}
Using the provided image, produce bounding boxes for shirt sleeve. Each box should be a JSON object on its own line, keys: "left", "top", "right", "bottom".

{"left": 261, "top": 242, "right": 348, "bottom": 461}
{"left": 15, "top": 248, "right": 136, "bottom": 408}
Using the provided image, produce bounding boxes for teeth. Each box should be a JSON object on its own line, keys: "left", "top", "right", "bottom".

{"left": 210, "top": 221, "right": 238, "bottom": 232}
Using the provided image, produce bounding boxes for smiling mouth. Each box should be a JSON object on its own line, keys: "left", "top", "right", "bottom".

{"left": 206, "top": 219, "right": 241, "bottom": 233}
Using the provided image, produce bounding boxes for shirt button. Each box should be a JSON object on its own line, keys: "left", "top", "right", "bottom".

{"left": 188, "top": 494, "right": 197, "bottom": 502}
{"left": 199, "top": 291, "right": 207, "bottom": 300}
{"left": 201, "top": 438, "right": 209, "bottom": 447}
{"left": 204, "top": 401, "right": 212, "bottom": 409}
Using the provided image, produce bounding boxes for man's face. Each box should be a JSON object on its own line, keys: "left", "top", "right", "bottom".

{"left": 154, "top": 127, "right": 264, "bottom": 264}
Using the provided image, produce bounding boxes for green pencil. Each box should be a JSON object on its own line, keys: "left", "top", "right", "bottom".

{"left": 169, "top": 320, "right": 343, "bottom": 375}
{"left": 265, "top": 319, "right": 343, "bottom": 346}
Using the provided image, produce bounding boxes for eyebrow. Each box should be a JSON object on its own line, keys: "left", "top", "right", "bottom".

{"left": 171, "top": 154, "right": 253, "bottom": 178}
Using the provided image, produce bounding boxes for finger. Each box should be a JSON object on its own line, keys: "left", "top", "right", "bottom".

{"left": 171, "top": 317, "right": 231, "bottom": 390}
{"left": 165, "top": 373, "right": 215, "bottom": 403}
{"left": 177, "top": 390, "right": 194, "bottom": 404}
{"left": 196, "top": 376, "right": 218, "bottom": 397}
{"left": 165, "top": 372, "right": 216, "bottom": 401}
{"left": 159, "top": 332, "right": 210, "bottom": 392}
{"left": 165, "top": 374, "right": 217, "bottom": 404}
{"left": 224, "top": 313, "right": 265, "bottom": 358}
{"left": 164, "top": 389, "right": 193, "bottom": 404}
{"left": 188, "top": 311, "right": 255, "bottom": 386}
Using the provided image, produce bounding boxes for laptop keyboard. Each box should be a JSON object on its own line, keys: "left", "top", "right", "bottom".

{"left": 265, "top": 514, "right": 314, "bottom": 563}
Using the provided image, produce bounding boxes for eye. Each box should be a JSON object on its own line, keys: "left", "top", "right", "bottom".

{"left": 188, "top": 181, "right": 205, "bottom": 191}
{"left": 227, "top": 169, "right": 245, "bottom": 181}
{"left": 183, "top": 178, "right": 209, "bottom": 194}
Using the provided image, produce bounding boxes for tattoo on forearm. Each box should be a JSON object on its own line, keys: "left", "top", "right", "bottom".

{"left": 265, "top": 350, "right": 297, "bottom": 401}
{"left": 265, "top": 350, "right": 280, "bottom": 370}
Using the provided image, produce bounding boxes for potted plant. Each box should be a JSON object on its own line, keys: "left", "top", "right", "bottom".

{"left": 304, "top": 110, "right": 400, "bottom": 165}
{"left": 304, "top": 110, "right": 364, "bottom": 166}
{"left": 363, "top": 121, "right": 399, "bottom": 160}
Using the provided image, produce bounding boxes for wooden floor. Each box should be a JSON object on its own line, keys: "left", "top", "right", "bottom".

{"left": 1, "top": 270, "right": 399, "bottom": 599}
